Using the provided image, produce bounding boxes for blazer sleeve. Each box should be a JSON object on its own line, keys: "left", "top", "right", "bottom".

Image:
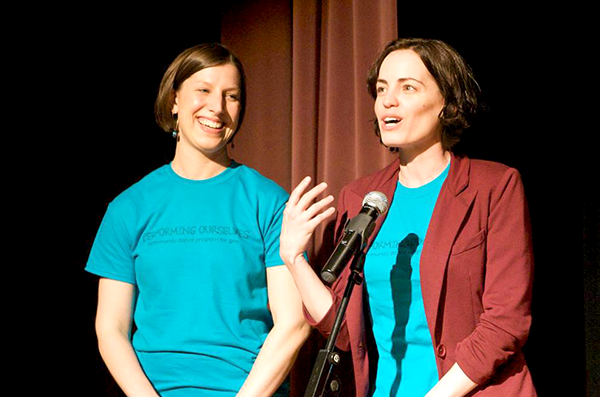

{"left": 454, "top": 168, "right": 534, "bottom": 384}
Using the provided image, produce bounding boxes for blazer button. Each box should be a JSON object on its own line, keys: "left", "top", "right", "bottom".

{"left": 436, "top": 344, "right": 447, "bottom": 359}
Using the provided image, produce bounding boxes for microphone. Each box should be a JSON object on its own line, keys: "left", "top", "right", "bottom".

{"left": 320, "top": 191, "right": 389, "bottom": 284}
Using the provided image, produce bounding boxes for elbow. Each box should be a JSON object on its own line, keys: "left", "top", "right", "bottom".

{"left": 273, "top": 317, "right": 313, "bottom": 348}
{"left": 289, "top": 321, "right": 313, "bottom": 360}
{"left": 94, "top": 315, "right": 108, "bottom": 346}
{"left": 289, "top": 317, "right": 313, "bottom": 344}
{"left": 94, "top": 318, "right": 112, "bottom": 355}
{"left": 298, "top": 320, "right": 313, "bottom": 342}
{"left": 95, "top": 315, "right": 115, "bottom": 342}
{"left": 95, "top": 315, "right": 131, "bottom": 355}
{"left": 94, "top": 320, "right": 112, "bottom": 360}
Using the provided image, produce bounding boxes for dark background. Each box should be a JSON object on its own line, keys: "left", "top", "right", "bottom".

{"left": 35, "top": 7, "right": 595, "bottom": 396}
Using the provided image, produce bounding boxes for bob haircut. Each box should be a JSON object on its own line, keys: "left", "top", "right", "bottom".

{"left": 155, "top": 43, "right": 247, "bottom": 138}
{"left": 367, "top": 38, "right": 481, "bottom": 151}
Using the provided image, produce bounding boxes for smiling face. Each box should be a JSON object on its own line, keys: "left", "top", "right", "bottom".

{"left": 374, "top": 49, "right": 445, "bottom": 155}
{"left": 172, "top": 63, "right": 242, "bottom": 159}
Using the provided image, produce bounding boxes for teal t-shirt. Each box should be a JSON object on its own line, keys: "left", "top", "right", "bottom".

{"left": 86, "top": 161, "right": 290, "bottom": 396}
{"left": 364, "top": 163, "right": 449, "bottom": 396}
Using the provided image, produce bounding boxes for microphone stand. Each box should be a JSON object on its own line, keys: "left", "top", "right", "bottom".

{"left": 303, "top": 249, "right": 366, "bottom": 397}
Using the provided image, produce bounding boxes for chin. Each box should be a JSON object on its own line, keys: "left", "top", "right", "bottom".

{"left": 380, "top": 136, "right": 404, "bottom": 149}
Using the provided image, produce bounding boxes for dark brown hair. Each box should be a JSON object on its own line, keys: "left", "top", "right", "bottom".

{"left": 155, "top": 43, "right": 246, "bottom": 137}
{"left": 367, "top": 38, "right": 481, "bottom": 151}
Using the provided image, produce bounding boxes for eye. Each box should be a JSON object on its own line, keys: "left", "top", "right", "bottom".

{"left": 225, "top": 92, "right": 240, "bottom": 102}
{"left": 376, "top": 85, "right": 387, "bottom": 95}
{"left": 403, "top": 85, "right": 416, "bottom": 92}
{"left": 197, "top": 88, "right": 210, "bottom": 94}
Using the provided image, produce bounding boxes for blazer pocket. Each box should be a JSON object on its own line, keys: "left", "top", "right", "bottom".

{"left": 451, "top": 229, "right": 486, "bottom": 256}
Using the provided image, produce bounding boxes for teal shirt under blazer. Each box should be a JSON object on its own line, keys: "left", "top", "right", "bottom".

{"left": 305, "top": 153, "right": 537, "bottom": 396}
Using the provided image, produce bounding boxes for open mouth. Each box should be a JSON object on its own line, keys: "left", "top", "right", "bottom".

{"left": 198, "top": 118, "right": 224, "bottom": 129}
{"left": 383, "top": 117, "right": 402, "bottom": 126}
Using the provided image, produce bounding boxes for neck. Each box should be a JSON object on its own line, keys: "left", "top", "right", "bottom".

{"left": 171, "top": 146, "right": 232, "bottom": 180}
{"left": 398, "top": 143, "right": 450, "bottom": 188}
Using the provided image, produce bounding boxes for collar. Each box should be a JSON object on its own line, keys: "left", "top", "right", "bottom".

{"left": 347, "top": 152, "right": 471, "bottom": 203}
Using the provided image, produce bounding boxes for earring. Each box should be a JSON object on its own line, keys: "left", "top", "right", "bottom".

{"left": 172, "top": 116, "right": 179, "bottom": 139}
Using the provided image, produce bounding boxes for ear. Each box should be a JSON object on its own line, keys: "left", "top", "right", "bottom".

{"left": 171, "top": 93, "right": 179, "bottom": 115}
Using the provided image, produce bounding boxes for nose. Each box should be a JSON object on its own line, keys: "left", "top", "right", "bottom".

{"left": 207, "top": 91, "right": 226, "bottom": 115}
{"left": 382, "top": 89, "right": 399, "bottom": 108}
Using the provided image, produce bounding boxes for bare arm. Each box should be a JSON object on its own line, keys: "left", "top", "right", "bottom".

{"left": 425, "top": 363, "right": 478, "bottom": 397}
{"left": 95, "top": 278, "right": 160, "bottom": 397}
{"left": 237, "top": 266, "right": 312, "bottom": 396}
{"left": 279, "top": 177, "right": 337, "bottom": 323}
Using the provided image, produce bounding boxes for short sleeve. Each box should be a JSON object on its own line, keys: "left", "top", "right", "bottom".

{"left": 85, "top": 200, "right": 137, "bottom": 284}
{"left": 262, "top": 191, "right": 289, "bottom": 268}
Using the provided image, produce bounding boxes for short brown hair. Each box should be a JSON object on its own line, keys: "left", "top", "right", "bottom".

{"left": 367, "top": 38, "right": 481, "bottom": 151}
{"left": 155, "top": 43, "right": 247, "bottom": 136}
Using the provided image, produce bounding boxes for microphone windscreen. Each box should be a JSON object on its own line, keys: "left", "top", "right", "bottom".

{"left": 362, "top": 191, "right": 389, "bottom": 215}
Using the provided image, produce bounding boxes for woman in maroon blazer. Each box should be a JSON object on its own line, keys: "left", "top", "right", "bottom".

{"left": 280, "top": 38, "right": 536, "bottom": 396}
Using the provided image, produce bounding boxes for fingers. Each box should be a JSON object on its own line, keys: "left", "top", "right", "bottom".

{"left": 288, "top": 176, "right": 313, "bottom": 206}
{"left": 280, "top": 178, "right": 336, "bottom": 266}
{"left": 296, "top": 181, "right": 330, "bottom": 212}
{"left": 304, "top": 194, "right": 335, "bottom": 220}
{"left": 286, "top": 176, "right": 336, "bottom": 220}
{"left": 307, "top": 205, "right": 336, "bottom": 230}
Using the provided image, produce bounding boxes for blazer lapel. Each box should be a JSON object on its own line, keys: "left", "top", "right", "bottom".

{"left": 420, "top": 154, "right": 476, "bottom": 342}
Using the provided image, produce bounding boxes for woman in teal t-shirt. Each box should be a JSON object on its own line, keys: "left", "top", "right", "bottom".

{"left": 87, "top": 44, "right": 311, "bottom": 396}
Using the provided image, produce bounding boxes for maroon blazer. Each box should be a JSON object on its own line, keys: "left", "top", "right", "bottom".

{"left": 306, "top": 154, "right": 537, "bottom": 396}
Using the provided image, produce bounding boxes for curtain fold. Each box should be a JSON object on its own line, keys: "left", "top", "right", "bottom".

{"left": 222, "top": 2, "right": 396, "bottom": 395}
{"left": 222, "top": 0, "right": 294, "bottom": 189}
{"left": 291, "top": 0, "right": 321, "bottom": 193}
{"left": 308, "top": 0, "right": 397, "bottom": 259}
{"left": 223, "top": 0, "right": 396, "bottom": 256}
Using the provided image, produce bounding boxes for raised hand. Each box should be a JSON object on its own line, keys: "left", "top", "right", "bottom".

{"left": 280, "top": 176, "right": 336, "bottom": 268}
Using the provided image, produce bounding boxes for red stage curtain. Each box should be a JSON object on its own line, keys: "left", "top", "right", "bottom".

{"left": 222, "top": 0, "right": 397, "bottom": 257}
{"left": 222, "top": 1, "right": 397, "bottom": 395}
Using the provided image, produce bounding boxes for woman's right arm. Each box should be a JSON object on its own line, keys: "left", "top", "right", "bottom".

{"left": 95, "top": 278, "right": 160, "bottom": 397}
{"left": 279, "top": 176, "right": 337, "bottom": 323}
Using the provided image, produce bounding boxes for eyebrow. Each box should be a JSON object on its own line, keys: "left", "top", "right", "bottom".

{"left": 377, "top": 77, "right": 425, "bottom": 85}
{"left": 193, "top": 80, "right": 240, "bottom": 92}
